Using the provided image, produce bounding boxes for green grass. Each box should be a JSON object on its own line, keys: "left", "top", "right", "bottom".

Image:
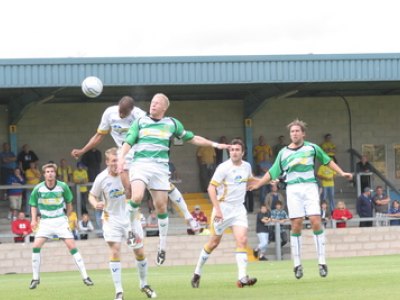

{"left": 0, "top": 255, "right": 398, "bottom": 300}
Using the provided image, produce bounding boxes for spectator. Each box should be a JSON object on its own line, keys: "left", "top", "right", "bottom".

{"left": 320, "top": 201, "right": 330, "bottom": 228}
{"left": 272, "top": 135, "right": 286, "bottom": 160}
{"left": 81, "top": 148, "right": 102, "bottom": 182}
{"left": 320, "top": 134, "right": 337, "bottom": 163}
{"left": 253, "top": 205, "right": 271, "bottom": 261}
{"left": 7, "top": 168, "right": 25, "bottom": 220}
{"left": 17, "top": 144, "right": 39, "bottom": 172}
{"left": 196, "top": 144, "right": 216, "bottom": 192}
{"left": 57, "top": 158, "right": 73, "bottom": 183}
{"left": 258, "top": 160, "right": 272, "bottom": 205}
{"left": 216, "top": 136, "right": 229, "bottom": 165}
{"left": 331, "top": 201, "right": 353, "bottom": 228}
{"left": 388, "top": 200, "right": 400, "bottom": 226}
{"left": 253, "top": 135, "right": 272, "bottom": 175}
{"left": 372, "top": 186, "right": 390, "bottom": 227}
{"left": 68, "top": 210, "right": 79, "bottom": 240}
{"left": 270, "top": 200, "right": 289, "bottom": 247}
{"left": 264, "top": 182, "right": 285, "bottom": 211}
{"left": 0, "top": 142, "right": 17, "bottom": 199}
{"left": 73, "top": 162, "right": 89, "bottom": 214}
{"left": 356, "top": 155, "right": 373, "bottom": 192}
{"left": 24, "top": 162, "right": 41, "bottom": 216}
{"left": 11, "top": 211, "right": 32, "bottom": 243}
{"left": 146, "top": 210, "right": 159, "bottom": 237}
{"left": 191, "top": 205, "right": 208, "bottom": 228}
{"left": 168, "top": 161, "right": 180, "bottom": 182}
{"left": 317, "top": 159, "right": 337, "bottom": 212}
{"left": 78, "top": 213, "right": 94, "bottom": 240}
{"left": 356, "top": 187, "right": 373, "bottom": 227}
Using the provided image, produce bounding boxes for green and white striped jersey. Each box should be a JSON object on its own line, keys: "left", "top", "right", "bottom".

{"left": 268, "top": 141, "right": 331, "bottom": 185}
{"left": 29, "top": 181, "right": 73, "bottom": 219}
{"left": 125, "top": 115, "right": 194, "bottom": 163}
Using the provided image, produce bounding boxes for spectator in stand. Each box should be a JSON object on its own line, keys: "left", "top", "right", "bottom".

{"left": 258, "top": 160, "right": 272, "bottom": 205}
{"left": 73, "top": 162, "right": 89, "bottom": 214}
{"left": 320, "top": 201, "right": 330, "bottom": 228}
{"left": 270, "top": 200, "right": 289, "bottom": 247}
{"left": 78, "top": 213, "right": 94, "bottom": 240}
{"left": 388, "top": 200, "right": 400, "bottom": 226}
{"left": 320, "top": 134, "right": 337, "bottom": 163}
{"left": 0, "top": 142, "right": 17, "bottom": 199}
{"left": 188, "top": 205, "right": 208, "bottom": 235}
{"left": 24, "top": 162, "right": 41, "bottom": 216}
{"left": 7, "top": 168, "right": 25, "bottom": 220}
{"left": 272, "top": 135, "right": 286, "bottom": 160}
{"left": 57, "top": 158, "right": 73, "bottom": 183}
{"left": 331, "top": 201, "right": 353, "bottom": 228}
{"left": 216, "top": 136, "right": 229, "bottom": 165}
{"left": 11, "top": 211, "right": 32, "bottom": 243}
{"left": 356, "top": 187, "right": 373, "bottom": 227}
{"left": 68, "top": 210, "right": 79, "bottom": 240}
{"left": 264, "top": 182, "right": 285, "bottom": 211}
{"left": 253, "top": 135, "right": 273, "bottom": 175}
{"left": 372, "top": 186, "right": 390, "bottom": 227}
{"left": 317, "top": 159, "right": 337, "bottom": 212}
{"left": 81, "top": 148, "right": 102, "bottom": 182}
{"left": 356, "top": 155, "right": 373, "bottom": 192}
{"left": 17, "top": 144, "right": 39, "bottom": 172}
{"left": 146, "top": 210, "right": 159, "bottom": 237}
{"left": 197, "top": 143, "right": 216, "bottom": 192}
{"left": 253, "top": 205, "right": 271, "bottom": 261}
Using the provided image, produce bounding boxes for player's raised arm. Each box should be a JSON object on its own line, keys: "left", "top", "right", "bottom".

{"left": 327, "top": 160, "right": 353, "bottom": 180}
{"left": 71, "top": 132, "right": 106, "bottom": 159}
{"left": 188, "top": 135, "right": 230, "bottom": 150}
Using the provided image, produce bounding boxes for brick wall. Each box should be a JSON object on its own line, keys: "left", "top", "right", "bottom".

{"left": 1, "top": 226, "right": 400, "bottom": 275}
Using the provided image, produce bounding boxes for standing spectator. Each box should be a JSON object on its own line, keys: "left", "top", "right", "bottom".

{"left": 270, "top": 200, "right": 289, "bottom": 247}
{"left": 78, "top": 213, "right": 94, "bottom": 240}
{"left": 7, "top": 168, "right": 25, "bottom": 220}
{"left": 197, "top": 143, "right": 216, "bottom": 192}
{"left": 388, "top": 200, "right": 400, "bottom": 226}
{"left": 253, "top": 205, "right": 271, "bottom": 261}
{"left": 317, "top": 160, "right": 337, "bottom": 212}
{"left": 320, "top": 134, "right": 337, "bottom": 163}
{"left": 372, "top": 186, "right": 390, "bottom": 226}
{"left": 264, "top": 182, "right": 285, "bottom": 211}
{"left": 188, "top": 205, "right": 208, "bottom": 234}
{"left": 81, "top": 148, "right": 102, "bottom": 182}
{"left": 272, "top": 135, "right": 286, "bottom": 160}
{"left": 253, "top": 135, "right": 272, "bottom": 175}
{"left": 68, "top": 210, "right": 79, "bottom": 240}
{"left": 17, "top": 144, "right": 39, "bottom": 172}
{"left": 73, "top": 162, "right": 89, "bottom": 214}
{"left": 331, "top": 201, "right": 353, "bottom": 228}
{"left": 356, "top": 187, "right": 374, "bottom": 227}
{"left": 216, "top": 136, "right": 229, "bottom": 165}
{"left": 24, "top": 162, "right": 41, "bottom": 216}
{"left": 11, "top": 211, "right": 32, "bottom": 243}
{"left": 146, "top": 210, "right": 160, "bottom": 237}
{"left": 258, "top": 160, "right": 272, "bottom": 205}
{"left": 320, "top": 201, "right": 330, "bottom": 228}
{"left": 356, "top": 155, "right": 373, "bottom": 192}
{"left": 57, "top": 158, "right": 73, "bottom": 183}
{"left": 0, "top": 142, "right": 17, "bottom": 199}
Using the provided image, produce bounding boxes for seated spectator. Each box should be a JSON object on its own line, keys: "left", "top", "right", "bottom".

{"left": 24, "top": 162, "right": 41, "bottom": 216}
{"left": 332, "top": 201, "right": 353, "bottom": 228}
{"left": 57, "top": 158, "right": 73, "bottom": 183}
{"left": 68, "top": 210, "right": 79, "bottom": 240}
{"left": 320, "top": 201, "right": 330, "bottom": 228}
{"left": 78, "top": 213, "right": 94, "bottom": 240}
{"left": 253, "top": 205, "right": 271, "bottom": 261}
{"left": 188, "top": 205, "right": 208, "bottom": 235}
{"left": 146, "top": 210, "right": 159, "bottom": 237}
{"left": 388, "top": 200, "right": 400, "bottom": 226}
{"left": 7, "top": 168, "right": 25, "bottom": 220}
{"left": 11, "top": 211, "right": 32, "bottom": 243}
{"left": 270, "top": 200, "right": 289, "bottom": 246}
{"left": 264, "top": 182, "right": 285, "bottom": 211}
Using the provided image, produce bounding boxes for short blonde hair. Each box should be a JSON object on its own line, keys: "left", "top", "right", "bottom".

{"left": 42, "top": 163, "right": 57, "bottom": 173}
{"left": 287, "top": 119, "right": 307, "bottom": 132}
{"left": 153, "top": 93, "right": 170, "bottom": 108}
{"left": 105, "top": 147, "right": 118, "bottom": 161}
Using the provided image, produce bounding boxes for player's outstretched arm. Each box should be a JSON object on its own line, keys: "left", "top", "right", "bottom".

{"left": 248, "top": 172, "right": 272, "bottom": 191}
{"left": 188, "top": 135, "right": 230, "bottom": 150}
{"left": 327, "top": 160, "right": 353, "bottom": 180}
{"left": 71, "top": 132, "right": 105, "bottom": 159}
{"left": 117, "top": 143, "right": 131, "bottom": 173}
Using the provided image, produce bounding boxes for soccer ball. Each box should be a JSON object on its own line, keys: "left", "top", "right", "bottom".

{"left": 81, "top": 76, "right": 103, "bottom": 98}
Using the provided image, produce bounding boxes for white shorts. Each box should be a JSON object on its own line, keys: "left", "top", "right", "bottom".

{"left": 35, "top": 216, "right": 74, "bottom": 239}
{"left": 103, "top": 219, "right": 131, "bottom": 243}
{"left": 211, "top": 203, "right": 248, "bottom": 236}
{"left": 129, "top": 162, "right": 170, "bottom": 190}
{"left": 286, "top": 182, "right": 320, "bottom": 219}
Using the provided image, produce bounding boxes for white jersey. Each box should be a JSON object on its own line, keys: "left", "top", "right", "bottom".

{"left": 90, "top": 169, "right": 128, "bottom": 223}
{"left": 210, "top": 159, "right": 252, "bottom": 206}
{"left": 97, "top": 105, "right": 146, "bottom": 147}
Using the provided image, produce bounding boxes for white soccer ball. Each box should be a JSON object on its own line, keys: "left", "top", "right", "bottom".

{"left": 81, "top": 76, "right": 103, "bottom": 98}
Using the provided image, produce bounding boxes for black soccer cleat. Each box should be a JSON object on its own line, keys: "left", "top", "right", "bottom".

{"left": 83, "top": 277, "right": 94, "bottom": 286}
{"left": 156, "top": 250, "right": 166, "bottom": 266}
{"left": 319, "top": 264, "right": 328, "bottom": 278}
{"left": 114, "top": 292, "right": 124, "bottom": 300}
{"left": 191, "top": 273, "right": 201, "bottom": 288}
{"left": 141, "top": 285, "right": 157, "bottom": 298}
{"left": 236, "top": 275, "right": 257, "bottom": 288}
{"left": 29, "top": 279, "right": 40, "bottom": 289}
{"left": 294, "top": 265, "right": 303, "bottom": 279}
{"left": 252, "top": 248, "right": 259, "bottom": 258}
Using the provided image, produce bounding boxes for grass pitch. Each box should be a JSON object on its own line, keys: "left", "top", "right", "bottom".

{"left": 0, "top": 255, "right": 397, "bottom": 300}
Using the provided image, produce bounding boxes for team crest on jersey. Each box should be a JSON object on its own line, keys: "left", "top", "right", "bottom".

{"left": 111, "top": 124, "right": 128, "bottom": 135}
{"left": 234, "top": 175, "right": 244, "bottom": 184}
{"left": 109, "top": 189, "right": 124, "bottom": 199}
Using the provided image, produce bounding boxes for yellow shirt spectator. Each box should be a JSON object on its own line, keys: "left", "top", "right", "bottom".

{"left": 317, "top": 165, "right": 336, "bottom": 187}
{"left": 197, "top": 146, "right": 216, "bottom": 165}
{"left": 25, "top": 166, "right": 41, "bottom": 185}
{"left": 73, "top": 163, "right": 89, "bottom": 193}
{"left": 68, "top": 211, "right": 78, "bottom": 231}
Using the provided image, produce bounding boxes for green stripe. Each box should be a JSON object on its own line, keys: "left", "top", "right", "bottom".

{"left": 70, "top": 248, "right": 78, "bottom": 255}
{"left": 33, "top": 248, "right": 41, "bottom": 253}
{"left": 313, "top": 230, "right": 324, "bottom": 235}
{"left": 134, "top": 150, "right": 169, "bottom": 159}
{"left": 138, "top": 137, "right": 170, "bottom": 146}
{"left": 157, "top": 213, "right": 168, "bottom": 219}
{"left": 129, "top": 201, "right": 140, "bottom": 209}
{"left": 38, "top": 203, "right": 64, "bottom": 211}
{"left": 291, "top": 233, "right": 301, "bottom": 237}
{"left": 287, "top": 178, "right": 317, "bottom": 184}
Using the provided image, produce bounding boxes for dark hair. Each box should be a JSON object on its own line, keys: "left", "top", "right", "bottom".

{"left": 230, "top": 138, "right": 245, "bottom": 150}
